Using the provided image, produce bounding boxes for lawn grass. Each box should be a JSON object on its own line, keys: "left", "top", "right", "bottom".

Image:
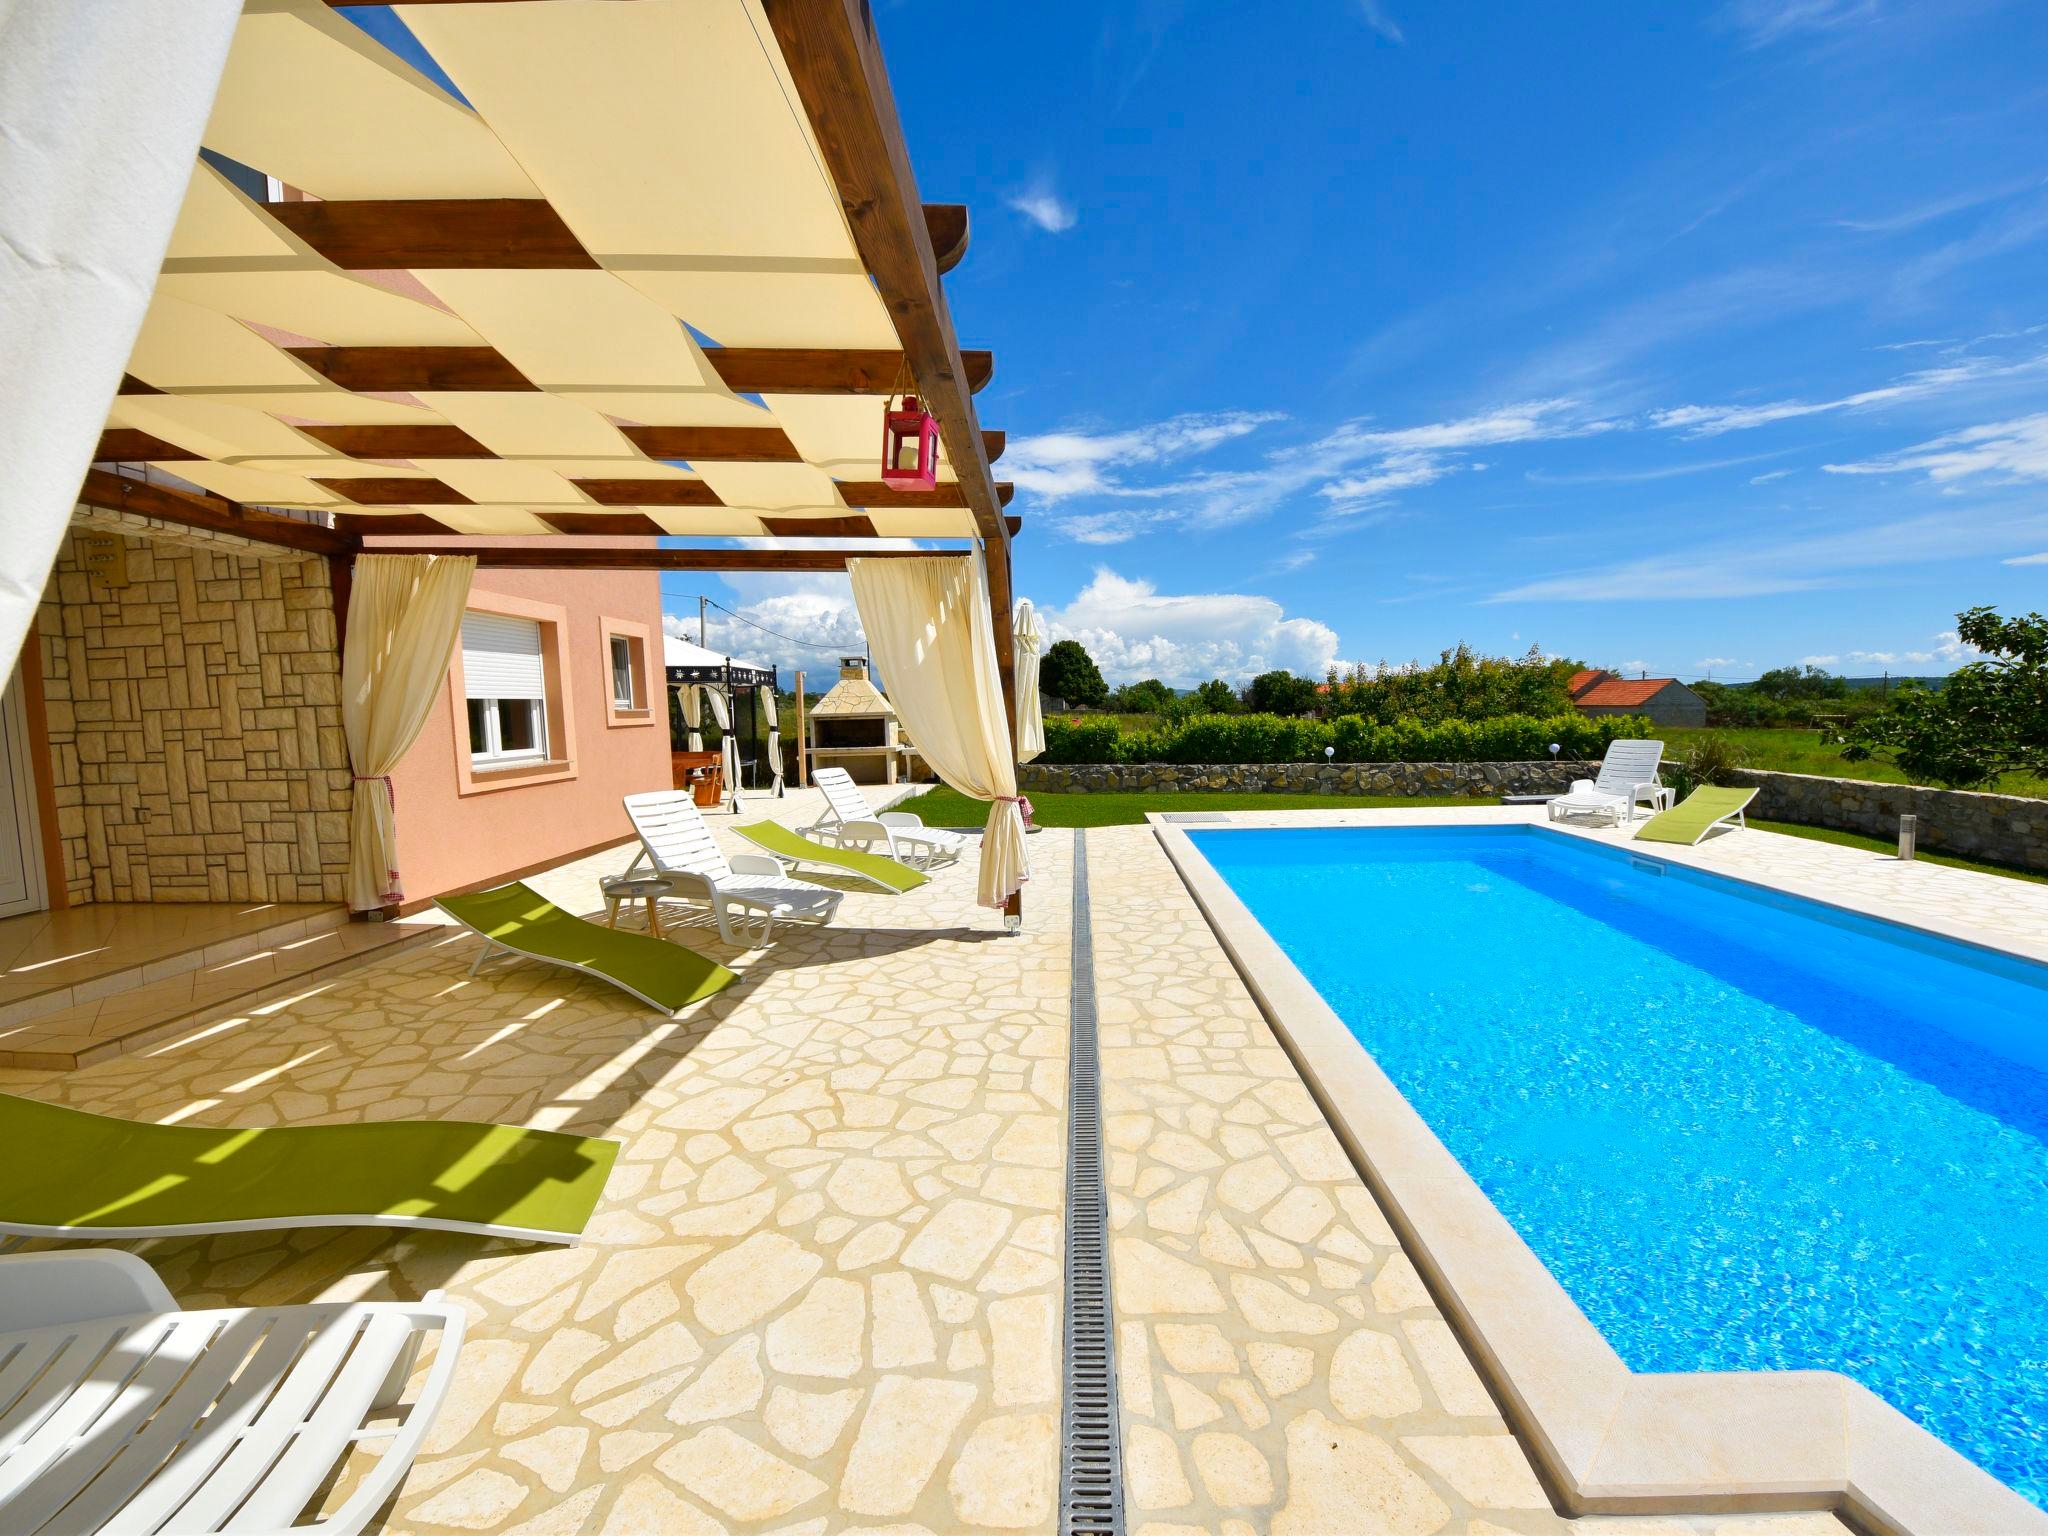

{"left": 1750, "top": 818, "right": 2048, "bottom": 885}
{"left": 1662, "top": 727, "right": 2047, "bottom": 798}
{"left": 900, "top": 787, "right": 1494, "bottom": 829}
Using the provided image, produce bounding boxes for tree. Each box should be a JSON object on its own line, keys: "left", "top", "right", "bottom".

{"left": 1193, "top": 678, "right": 1240, "bottom": 714}
{"left": 1753, "top": 664, "right": 1847, "bottom": 702}
{"left": 1040, "top": 639, "right": 1109, "bottom": 708}
{"left": 1244, "top": 669, "right": 1321, "bottom": 716}
{"left": 1109, "top": 678, "right": 1175, "bottom": 714}
{"left": 1840, "top": 607, "right": 2048, "bottom": 788}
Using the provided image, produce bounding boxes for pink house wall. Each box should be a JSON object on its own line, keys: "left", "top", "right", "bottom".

{"left": 387, "top": 560, "right": 670, "bottom": 907}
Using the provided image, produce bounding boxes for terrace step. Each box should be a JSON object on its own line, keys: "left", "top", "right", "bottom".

{"left": 0, "top": 917, "right": 443, "bottom": 1071}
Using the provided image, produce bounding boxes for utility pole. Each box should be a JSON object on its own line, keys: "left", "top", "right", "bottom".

{"left": 698, "top": 595, "right": 708, "bottom": 649}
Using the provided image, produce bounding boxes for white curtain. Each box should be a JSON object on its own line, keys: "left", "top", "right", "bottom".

{"left": 761, "top": 685, "right": 785, "bottom": 795}
{"left": 342, "top": 555, "right": 476, "bottom": 911}
{"left": 680, "top": 683, "right": 704, "bottom": 751}
{"left": 1013, "top": 599, "right": 1047, "bottom": 764}
{"left": 0, "top": 1, "right": 241, "bottom": 676}
{"left": 704, "top": 685, "right": 738, "bottom": 806}
{"left": 849, "top": 553, "right": 1026, "bottom": 910}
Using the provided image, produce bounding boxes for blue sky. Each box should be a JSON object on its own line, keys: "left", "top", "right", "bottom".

{"left": 685, "top": 0, "right": 2047, "bottom": 687}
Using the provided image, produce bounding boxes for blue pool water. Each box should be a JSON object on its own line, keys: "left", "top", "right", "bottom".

{"left": 1191, "top": 825, "right": 2048, "bottom": 1505}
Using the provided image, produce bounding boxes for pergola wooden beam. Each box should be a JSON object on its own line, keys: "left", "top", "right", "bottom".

{"left": 571, "top": 479, "right": 724, "bottom": 507}
{"left": 358, "top": 545, "right": 963, "bottom": 570}
{"left": 95, "top": 430, "right": 200, "bottom": 462}
{"left": 332, "top": 513, "right": 460, "bottom": 538}
{"left": 982, "top": 430, "right": 1006, "bottom": 464}
{"left": 121, "top": 347, "right": 989, "bottom": 398}
{"left": 301, "top": 424, "right": 496, "bottom": 458}
{"left": 924, "top": 204, "right": 969, "bottom": 274}
{"left": 314, "top": 477, "right": 473, "bottom": 505}
{"left": 705, "top": 347, "right": 991, "bottom": 395}
{"left": 257, "top": 195, "right": 969, "bottom": 278}
{"left": 77, "top": 469, "right": 353, "bottom": 557}
{"left": 762, "top": 0, "right": 1018, "bottom": 704}
{"left": 618, "top": 425, "right": 803, "bottom": 462}
{"left": 265, "top": 198, "right": 596, "bottom": 270}
{"left": 834, "top": 480, "right": 1015, "bottom": 509}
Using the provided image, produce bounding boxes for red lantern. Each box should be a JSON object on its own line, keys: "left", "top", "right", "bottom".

{"left": 881, "top": 394, "right": 940, "bottom": 490}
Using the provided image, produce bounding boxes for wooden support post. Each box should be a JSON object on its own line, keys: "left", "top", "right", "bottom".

{"left": 794, "top": 670, "right": 808, "bottom": 788}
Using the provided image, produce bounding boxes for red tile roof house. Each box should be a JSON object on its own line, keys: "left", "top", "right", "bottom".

{"left": 1569, "top": 668, "right": 1708, "bottom": 727}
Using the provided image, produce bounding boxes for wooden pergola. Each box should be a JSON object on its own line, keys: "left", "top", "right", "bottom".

{"left": 82, "top": 0, "right": 1024, "bottom": 747}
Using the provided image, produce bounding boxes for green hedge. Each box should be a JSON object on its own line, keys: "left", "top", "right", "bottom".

{"left": 1037, "top": 712, "right": 1648, "bottom": 765}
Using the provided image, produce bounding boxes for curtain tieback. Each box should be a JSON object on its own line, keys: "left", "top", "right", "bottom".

{"left": 994, "top": 794, "right": 1034, "bottom": 825}
{"left": 352, "top": 774, "right": 395, "bottom": 805}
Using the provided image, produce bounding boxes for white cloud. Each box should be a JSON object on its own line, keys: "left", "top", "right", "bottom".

{"left": 1651, "top": 353, "right": 2048, "bottom": 437}
{"left": 2006, "top": 551, "right": 2048, "bottom": 566}
{"left": 1717, "top": 0, "right": 1878, "bottom": 48}
{"left": 1008, "top": 412, "right": 1281, "bottom": 501}
{"left": 1488, "top": 504, "right": 2048, "bottom": 603}
{"left": 1823, "top": 412, "right": 2048, "bottom": 485}
{"left": 1750, "top": 469, "right": 1794, "bottom": 484}
{"left": 1697, "top": 656, "right": 1744, "bottom": 669}
{"left": 1356, "top": 0, "right": 1404, "bottom": 43}
{"left": 1027, "top": 399, "right": 1615, "bottom": 543}
{"left": 1048, "top": 568, "right": 1340, "bottom": 686}
{"left": 1800, "top": 632, "right": 1986, "bottom": 670}
{"left": 1005, "top": 180, "right": 1076, "bottom": 234}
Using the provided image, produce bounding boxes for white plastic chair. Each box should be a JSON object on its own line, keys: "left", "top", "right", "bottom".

{"left": 622, "top": 791, "right": 843, "bottom": 947}
{"left": 1547, "top": 738, "right": 1666, "bottom": 825}
{"left": 804, "top": 768, "right": 967, "bottom": 870}
{"left": 0, "top": 1249, "right": 462, "bottom": 1535}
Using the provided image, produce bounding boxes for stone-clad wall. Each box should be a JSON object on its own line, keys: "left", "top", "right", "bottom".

{"left": 1731, "top": 768, "right": 2047, "bottom": 872}
{"left": 36, "top": 518, "right": 352, "bottom": 904}
{"left": 1020, "top": 760, "right": 1590, "bottom": 796}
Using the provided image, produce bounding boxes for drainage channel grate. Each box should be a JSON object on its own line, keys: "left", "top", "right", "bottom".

{"left": 1061, "top": 829, "right": 1125, "bottom": 1536}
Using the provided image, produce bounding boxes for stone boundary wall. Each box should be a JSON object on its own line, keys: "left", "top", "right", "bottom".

{"left": 1017, "top": 760, "right": 2048, "bottom": 872}
{"left": 1019, "top": 760, "right": 1589, "bottom": 797}
{"left": 36, "top": 520, "right": 351, "bottom": 904}
{"left": 1730, "top": 768, "right": 2046, "bottom": 872}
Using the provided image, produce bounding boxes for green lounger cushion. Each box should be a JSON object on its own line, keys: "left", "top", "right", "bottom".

{"left": 736, "top": 821, "right": 929, "bottom": 892}
{"left": 439, "top": 881, "right": 739, "bottom": 1013}
{"left": 1635, "top": 786, "right": 1757, "bottom": 846}
{"left": 0, "top": 1092, "right": 617, "bottom": 1243}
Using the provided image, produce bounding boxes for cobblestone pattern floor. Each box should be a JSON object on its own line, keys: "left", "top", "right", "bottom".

{"left": 0, "top": 812, "right": 1072, "bottom": 1535}
{"left": 1087, "top": 822, "right": 1850, "bottom": 1536}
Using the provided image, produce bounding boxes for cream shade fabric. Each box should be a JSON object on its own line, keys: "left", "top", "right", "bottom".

{"left": 1013, "top": 600, "right": 1047, "bottom": 764}
{"left": 680, "top": 684, "right": 704, "bottom": 752}
{"left": 0, "top": 0, "right": 238, "bottom": 677}
{"left": 704, "top": 686, "right": 739, "bottom": 805}
{"left": 341, "top": 555, "right": 476, "bottom": 911}
{"left": 849, "top": 554, "right": 1026, "bottom": 910}
{"left": 761, "top": 686, "right": 785, "bottom": 793}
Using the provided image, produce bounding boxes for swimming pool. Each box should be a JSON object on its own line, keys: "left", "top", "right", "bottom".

{"left": 1190, "top": 824, "right": 2048, "bottom": 1507}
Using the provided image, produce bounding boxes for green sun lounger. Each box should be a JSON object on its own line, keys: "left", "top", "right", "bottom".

{"left": 734, "top": 820, "right": 929, "bottom": 893}
{"left": 0, "top": 1092, "right": 618, "bottom": 1245}
{"left": 438, "top": 880, "right": 739, "bottom": 1013}
{"left": 1634, "top": 785, "right": 1757, "bottom": 846}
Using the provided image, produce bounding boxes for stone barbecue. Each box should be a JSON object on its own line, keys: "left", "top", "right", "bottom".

{"left": 807, "top": 656, "right": 901, "bottom": 785}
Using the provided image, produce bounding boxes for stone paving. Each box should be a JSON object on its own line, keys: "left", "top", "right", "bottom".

{"left": 0, "top": 806, "right": 1071, "bottom": 1535}
{"left": 6, "top": 800, "right": 2016, "bottom": 1533}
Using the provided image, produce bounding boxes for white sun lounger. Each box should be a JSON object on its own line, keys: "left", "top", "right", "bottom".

{"left": 804, "top": 767, "right": 968, "bottom": 870}
{"left": 623, "top": 791, "right": 844, "bottom": 947}
{"left": 0, "top": 1249, "right": 461, "bottom": 1535}
{"left": 1547, "top": 738, "right": 1666, "bottom": 825}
